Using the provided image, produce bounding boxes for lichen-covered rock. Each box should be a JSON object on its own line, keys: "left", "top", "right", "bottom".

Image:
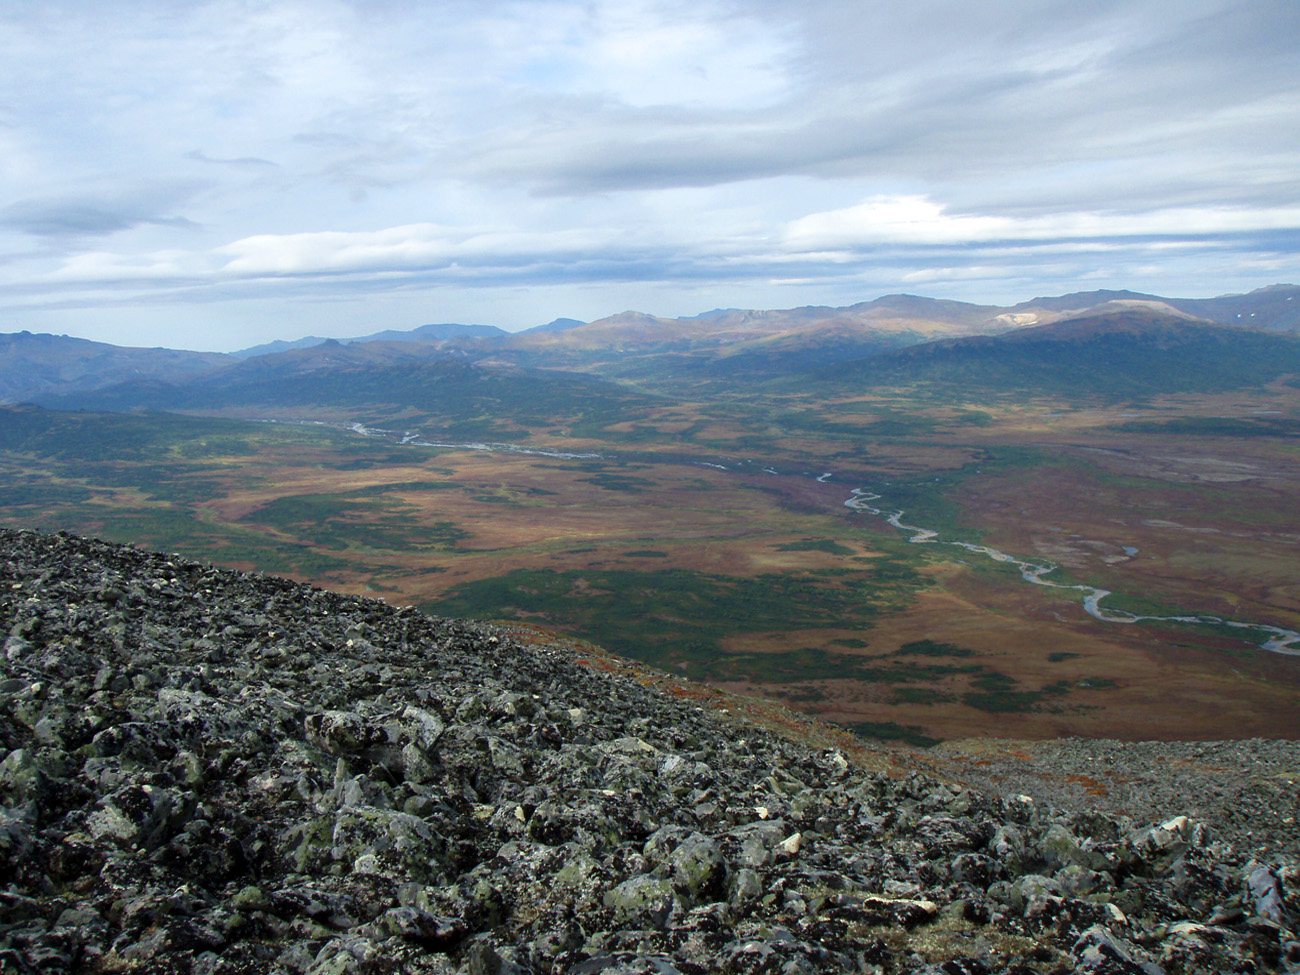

{"left": 1, "top": 527, "right": 1297, "bottom": 974}
{"left": 603, "top": 874, "right": 676, "bottom": 929}
{"left": 667, "top": 831, "right": 727, "bottom": 902}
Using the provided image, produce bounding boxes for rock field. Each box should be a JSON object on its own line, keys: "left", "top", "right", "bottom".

{"left": 1, "top": 526, "right": 1297, "bottom": 974}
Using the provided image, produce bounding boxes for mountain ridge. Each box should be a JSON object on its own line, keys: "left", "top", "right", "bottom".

{"left": 817, "top": 306, "right": 1300, "bottom": 397}
{"left": 232, "top": 322, "right": 508, "bottom": 359}
{"left": 4, "top": 284, "right": 1299, "bottom": 406}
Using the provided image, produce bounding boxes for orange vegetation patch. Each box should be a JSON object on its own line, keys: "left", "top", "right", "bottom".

{"left": 1063, "top": 774, "right": 1110, "bottom": 797}
{"left": 666, "top": 683, "right": 722, "bottom": 702}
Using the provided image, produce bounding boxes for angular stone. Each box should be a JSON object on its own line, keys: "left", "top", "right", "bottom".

{"left": 604, "top": 875, "right": 676, "bottom": 930}
{"left": 669, "top": 832, "right": 727, "bottom": 902}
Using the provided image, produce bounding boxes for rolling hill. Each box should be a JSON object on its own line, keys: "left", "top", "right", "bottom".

{"left": 33, "top": 338, "right": 655, "bottom": 435}
{"left": 0, "top": 331, "right": 232, "bottom": 405}
{"left": 232, "top": 322, "right": 508, "bottom": 358}
{"left": 817, "top": 307, "right": 1300, "bottom": 397}
{"left": 1003, "top": 284, "right": 1300, "bottom": 333}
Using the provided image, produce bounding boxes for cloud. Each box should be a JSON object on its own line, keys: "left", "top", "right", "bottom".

{"left": 1, "top": 0, "right": 1299, "bottom": 346}
{"left": 0, "top": 187, "right": 204, "bottom": 238}
{"left": 185, "top": 150, "right": 278, "bottom": 169}
{"left": 784, "top": 196, "right": 1300, "bottom": 250}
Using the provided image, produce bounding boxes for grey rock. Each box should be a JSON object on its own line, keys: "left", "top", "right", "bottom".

{"left": 379, "top": 907, "right": 468, "bottom": 949}
{"left": 1073, "top": 924, "right": 1164, "bottom": 974}
{"left": 1248, "top": 864, "right": 1290, "bottom": 924}
{"left": 668, "top": 832, "right": 727, "bottom": 902}
{"left": 604, "top": 875, "right": 677, "bottom": 929}
{"left": 730, "top": 867, "right": 762, "bottom": 905}
{"left": 1, "top": 527, "right": 1297, "bottom": 975}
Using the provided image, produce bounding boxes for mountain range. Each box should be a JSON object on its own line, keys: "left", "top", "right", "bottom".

{"left": 820, "top": 307, "right": 1300, "bottom": 397}
{"left": 3, "top": 284, "right": 1299, "bottom": 409}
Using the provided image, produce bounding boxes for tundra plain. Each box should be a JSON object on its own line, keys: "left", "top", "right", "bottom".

{"left": 3, "top": 371, "right": 1298, "bottom": 745}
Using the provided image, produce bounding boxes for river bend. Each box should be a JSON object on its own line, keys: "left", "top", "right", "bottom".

{"left": 844, "top": 488, "right": 1300, "bottom": 656}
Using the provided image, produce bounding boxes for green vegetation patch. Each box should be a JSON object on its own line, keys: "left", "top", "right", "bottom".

{"left": 870, "top": 445, "right": 1056, "bottom": 546}
{"left": 578, "top": 473, "right": 657, "bottom": 493}
{"left": 0, "top": 406, "right": 353, "bottom": 462}
{"left": 778, "top": 685, "right": 828, "bottom": 703}
{"left": 890, "top": 687, "right": 956, "bottom": 705}
{"left": 961, "top": 673, "right": 1071, "bottom": 713}
{"left": 428, "top": 563, "right": 924, "bottom": 679}
{"left": 0, "top": 481, "right": 96, "bottom": 506}
{"left": 1111, "top": 416, "right": 1300, "bottom": 438}
{"left": 244, "top": 489, "right": 470, "bottom": 553}
{"left": 892, "top": 639, "right": 975, "bottom": 658}
{"left": 775, "top": 538, "right": 856, "bottom": 556}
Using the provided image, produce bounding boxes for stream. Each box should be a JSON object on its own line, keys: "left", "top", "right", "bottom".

{"left": 844, "top": 488, "right": 1300, "bottom": 656}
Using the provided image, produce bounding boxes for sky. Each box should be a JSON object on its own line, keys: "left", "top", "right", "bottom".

{"left": 2, "top": 0, "right": 1298, "bottom": 352}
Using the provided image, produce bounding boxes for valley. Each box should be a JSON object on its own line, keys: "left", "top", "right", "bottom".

{"left": 2, "top": 289, "right": 1299, "bottom": 745}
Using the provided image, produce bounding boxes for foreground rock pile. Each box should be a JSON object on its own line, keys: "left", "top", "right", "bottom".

{"left": 927, "top": 739, "right": 1300, "bottom": 859}
{"left": 1, "top": 528, "right": 1297, "bottom": 974}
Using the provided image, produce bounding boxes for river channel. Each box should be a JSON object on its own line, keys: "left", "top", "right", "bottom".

{"left": 844, "top": 488, "right": 1300, "bottom": 656}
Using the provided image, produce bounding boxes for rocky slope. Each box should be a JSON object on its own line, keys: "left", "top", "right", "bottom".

{"left": 1, "top": 527, "right": 1297, "bottom": 974}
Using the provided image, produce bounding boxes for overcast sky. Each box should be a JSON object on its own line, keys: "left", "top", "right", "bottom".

{"left": 2, "top": 0, "right": 1298, "bottom": 351}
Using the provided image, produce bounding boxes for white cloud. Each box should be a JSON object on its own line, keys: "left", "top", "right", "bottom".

{"left": 901, "top": 266, "right": 1005, "bottom": 284}
{"left": 785, "top": 195, "right": 1300, "bottom": 250}
{"left": 216, "top": 225, "right": 462, "bottom": 276}
{"left": 46, "top": 250, "right": 199, "bottom": 283}
{"left": 573, "top": 1, "right": 792, "bottom": 109}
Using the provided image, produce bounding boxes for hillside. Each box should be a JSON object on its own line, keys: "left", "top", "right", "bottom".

{"left": 1004, "top": 285, "right": 1300, "bottom": 333}
{"left": 499, "top": 296, "right": 1008, "bottom": 382}
{"left": 1163, "top": 285, "right": 1300, "bottom": 332}
{"left": 0, "top": 331, "right": 231, "bottom": 405}
{"left": 233, "top": 324, "right": 509, "bottom": 359}
{"left": 818, "top": 308, "right": 1300, "bottom": 398}
{"left": 2, "top": 527, "right": 1298, "bottom": 973}
{"left": 32, "top": 343, "right": 654, "bottom": 435}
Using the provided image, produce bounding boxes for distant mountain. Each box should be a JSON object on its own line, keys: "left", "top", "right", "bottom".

{"left": 514, "top": 311, "right": 683, "bottom": 351}
{"left": 230, "top": 335, "right": 331, "bottom": 358}
{"left": 233, "top": 322, "right": 505, "bottom": 358}
{"left": 818, "top": 307, "right": 1300, "bottom": 398}
{"left": 506, "top": 295, "right": 1001, "bottom": 363}
{"left": 36, "top": 339, "right": 465, "bottom": 412}
{"left": 0, "top": 331, "right": 231, "bottom": 405}
{"left": 494, "top": 295, "right": 1011, "bottom": 385}
{"left": 1001, "top": 284, "right": 1300, "bottom": 333}
{"left": 850, "top": 293, "right": 1002, "bottom": 327}
{"left": 9, "top": 285, "right": 1300, "bottom": 407}
{"left": 1010, "top": 289, "right": 1168, "bottom": 313}
{"left": 518, "top": 317, "right": 586, "bottom": 335}
{"left": 682, "top": 308, "right": 740, "bottom": 320}
{"left": 217, "top": 338, "right": 457, "bottom": 381}
{"left": 357, "top": 322, "right": 507, "bottom": 344}
{"left": 1163, "top": 284, "right": 1300, "bottom": 332}
{"left": 36, "top": 337, "right": 652, "bottom": 432}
